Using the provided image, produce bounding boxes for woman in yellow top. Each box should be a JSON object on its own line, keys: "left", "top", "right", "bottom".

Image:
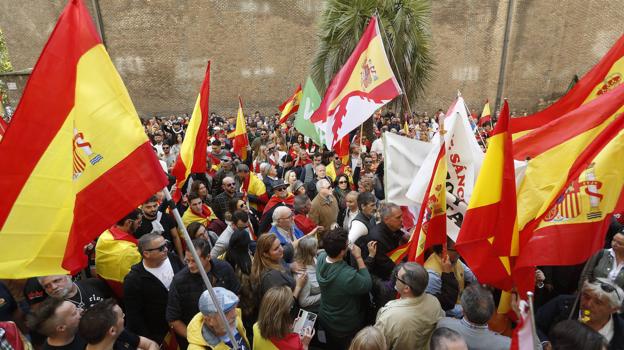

{"left": 253, "top": 286, "right": 314, "bottom": 350}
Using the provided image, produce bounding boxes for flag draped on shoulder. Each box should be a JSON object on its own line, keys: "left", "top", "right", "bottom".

{"left": 478, "top": 100, "right": 491, "bottom": 126}
{"left": 310, "top": 16, "right": 402, "bottom": 147}
{"left": 294, "top": 77, "right": 325, "bottom": 147}
{"left": 172, "top": 61, "right": 210, "bottom": 198}
{"left": 0, "top": 0, "right": 167, "bottom": 277}
{"left": 510, "top": 34, "right": 624, "bottom": 144}
{"left": 407, "top": 139, "right": 447, "bottom": 264}
{"left": 278, "top": 84, "right": 302, "bottom": 125}
{"left": 232, "top": 97, "right": 249, "bottom": 160}
{"left": 455, "top": 101, "right": 518, "bottom": 290}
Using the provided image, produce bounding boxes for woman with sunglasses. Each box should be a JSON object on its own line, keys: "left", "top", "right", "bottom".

{"left": 333, "top": 174, "right": 351, "bottom": 213}
{"left": 253, "top": 286, "right": 314, "bottom": 350}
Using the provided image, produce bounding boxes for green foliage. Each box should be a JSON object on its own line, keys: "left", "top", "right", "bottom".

{"left": 0, "top": 28, "right": 12, "bottom": 73}
{"left": 311, "top": 0, "right": 434, "bottom": 105}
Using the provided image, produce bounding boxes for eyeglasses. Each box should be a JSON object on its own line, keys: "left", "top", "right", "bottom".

{"left": 589, "top": 277, "right": 622, "bottom": 300}
{"left": 279, "top": 215, "right": 293, "bottom": 220}
{"left": 145, "top": 240, "right": 170, "bottom": 252}
{"left": 394, "top": 270, "right": 408, "bottom": 285}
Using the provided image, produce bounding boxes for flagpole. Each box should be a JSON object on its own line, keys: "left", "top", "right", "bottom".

{"left": 526, "top": 291, "right": 541, "bottom": 350}
{"left": 163, "top": 187, "right": 240, "bottom": 350}
{"left": 374, "top": 11, "right": 413, "bottom": 118}
{"left": 460, "top": 93, "right": 489, "bottom": 151}
{"left": 438, "top": 112, "right": 448, "bottom": 259}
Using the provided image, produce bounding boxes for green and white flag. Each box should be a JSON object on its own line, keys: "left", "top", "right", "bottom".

{"left": 294, "top": 77, "right": 325, "bottom": 146}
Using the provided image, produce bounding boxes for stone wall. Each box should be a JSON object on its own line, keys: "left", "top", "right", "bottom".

{"left": 1, "top": 0, "right": 622, "bottom": 117}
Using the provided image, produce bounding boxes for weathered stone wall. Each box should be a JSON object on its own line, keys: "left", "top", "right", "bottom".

{"left": 1, "top": 0, "right": 622, "bottom": 117}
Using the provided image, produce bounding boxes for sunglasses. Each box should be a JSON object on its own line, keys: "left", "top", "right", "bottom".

{"left": 145, "top": 240, "right": 170, "bottom": 252}
{"left": 224, "top": 183, "right": 236, "bottom": 187}
{"left": 338, "top": 181, "right": 348, "bottom": 184}
{"left": 275, "top": 187, "right": 287, "bottom": 192}
{"left": 589, "top": 277, "right": 622, "bottom": 300}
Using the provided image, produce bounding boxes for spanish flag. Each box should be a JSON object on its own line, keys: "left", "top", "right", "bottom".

{"left": 510, "top": 34, "right": 624, "bottom": 144}
{"left": 455, "top": 101, "right": 517, "bottom": 291}
{"left": 95, "top": 227, "right": 141, "bottom": 298}
{"left": 406, "top": 139, "right": 447, "bottom": 264}
{"left": 232, "top": 97, "right": 249, "bottom": 160}
{"left": 0, "top": 0, "right": 167, "bottom": 278}
{"left": 310, "top": 16, "right": 401, "bottom": 147}
{"left": 171, "top": 62, "right": 210, "bottom": 199}
{"left": 0, "top": 117, "right": 8, "bottom": 142}
{"left": 478, "top": 100, "right": 492, "bottom": 127}
{"left": 278, "top": 84, "right": 302, "bottom": 125}
{"left": 240, "top": 172, "right": 268, "bottom": 212}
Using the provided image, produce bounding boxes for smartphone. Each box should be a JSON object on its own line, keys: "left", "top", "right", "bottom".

{"left": 293, "top": 309, "right": 317, "bottom": 335}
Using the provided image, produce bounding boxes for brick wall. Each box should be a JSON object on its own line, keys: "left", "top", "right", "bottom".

{"left": 1, "top": 0, "right": 622, "bottom": 117}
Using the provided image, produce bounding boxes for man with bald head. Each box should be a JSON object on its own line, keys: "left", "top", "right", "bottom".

{"left": 211, "top": 176, "right": 242, "bottom": 221}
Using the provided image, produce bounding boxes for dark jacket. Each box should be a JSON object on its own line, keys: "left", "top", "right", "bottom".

{"left": 362, "top": 222, "right": 405, "bottom": 281}
{"left": 123, "top": 256, "right": 183, "bottom": 344}
{"left": 166, "top": 260, "right": 240, "bottom": 325}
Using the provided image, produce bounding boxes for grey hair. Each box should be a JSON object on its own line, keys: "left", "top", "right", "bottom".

{"left": 398, "top": 262, "right": 428, "bottom": 296}
{"left": 379, "top": 202, "right": 400, "bottom": 220}
{"left": 583, "top": 277, "right": 624, "bottom": 310}
{"left": 271, "top": 206, "right": 292, "bottom": 226}
{"left": 345, "top": 190, "right": 359, "bottom": 201}
{"left": 294, "top": 236, "right": 318, "bottom": 266}
{"left": 430, "top": 327, "right": 466, "bottom": 350}
{"left": 294, "top": 194, "right": 310, "bottom": 212}
{"left": 236, "top": 163, "right": 249, "bottom": 172}
{"left": 460, "top": 284, "right": 495, "bottom": 325}
{"left": 316, "top": 178, "right": 331, "bottom": 193}
{"left": 138, "top": 233, "right": 163, "bottom": 255}
{"left": 259, "top": 162, "right": 272, "bottom": 177}
{"left": 315, "top": 164, "right": 325, "bottom": 172}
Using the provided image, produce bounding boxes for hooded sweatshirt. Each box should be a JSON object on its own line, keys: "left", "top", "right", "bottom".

{"left": 316, "top": 251, "right": 372, "bottom": 334}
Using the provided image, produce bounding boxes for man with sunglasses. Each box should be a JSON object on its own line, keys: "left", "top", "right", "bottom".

{"left": 211, "top": 177, "right": 242, "bottom": 221}
{"left": 536, "top": 277, "right": 624, "bottom": 349}
{"left": 123, "top": 233, "right": 183, "bottom": 344}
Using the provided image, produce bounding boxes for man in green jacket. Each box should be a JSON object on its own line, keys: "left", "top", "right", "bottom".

{"left": 317, "top": 227, "right": 372, "bottom": 350}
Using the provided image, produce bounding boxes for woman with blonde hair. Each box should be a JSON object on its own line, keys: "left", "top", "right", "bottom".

{"left": 284, "top": 170, "right": 298, "bottom": 189}
{"left": 250, "top": 233, "right": 307, "bottom": 303}
{"left": 293, "top": 237, "right": 321, "bottom": 312}
{"left": 348, "top": 326, "right": 387, "bottom": 350}
{"left": 253, "top": 286, "right": 314, "bottom": 350}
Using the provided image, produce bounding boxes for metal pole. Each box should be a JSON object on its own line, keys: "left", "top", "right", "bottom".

{"left": 526, "top": 291, "right": 540, "bottom": 350}
{"left": 162, "top": 187, "right": 239, "bottom": 350}
{"left": 374, "top": 11, "right": 413, "bottom": 118}
{"left": 494, "top": 0, "right": 515, "bottom": 113}
{"left": 90, "top": 0, "right": 107, "bottom": 47}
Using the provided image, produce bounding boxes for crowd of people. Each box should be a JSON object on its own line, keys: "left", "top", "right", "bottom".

{"left": 1, "top": 108, "right": 623, "bottom": 350}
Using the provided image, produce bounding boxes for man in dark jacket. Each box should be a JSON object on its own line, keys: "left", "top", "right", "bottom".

{"left": 536, "top": 277, "right": 624, "bottom": 350}
{"left": 166, "top": 239, "right": 240, "bottom": 349}
{"left": 123, "top": 233, "right": 183, "bottom": 344}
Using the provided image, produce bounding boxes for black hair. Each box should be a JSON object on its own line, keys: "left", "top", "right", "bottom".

{"left": 323, "top": 227, "right": 348, "bottom": 258}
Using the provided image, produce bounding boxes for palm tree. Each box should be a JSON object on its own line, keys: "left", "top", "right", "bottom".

{"left": 310, "top": 0, "right": 433, "bottom": 140}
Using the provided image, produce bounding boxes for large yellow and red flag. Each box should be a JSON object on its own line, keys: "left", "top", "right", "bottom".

{"left": 455, "top": 101, "right": 518, "bottom": 291}
{"left": 405, "top": 140, "right": 447, "bottom": 264}
{"left": 171, "top": 61, "right": 210, "bottom": 198}
{"left": 310, "top": 16, "right": 401, "bottom": 147}
{"left": 512, "top": 85, "right": 624, "bottom": 293}
{"left": 0, "top": 0, "right": 167, "bottom": 278}
{"left": 510, "top": 34, "right": 624, "bottom": 145}
{"left": 278, "top": 84, "right": 302, "bottom": 125}
{"left": 232, "top": 97, "right": 249, "bottom": 160}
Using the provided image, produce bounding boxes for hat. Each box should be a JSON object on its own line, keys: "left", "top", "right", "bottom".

{"left": 273, "top": 179, "right": 289, "bottom": 189}
{"left": 198, "top": 288, "right": 239, "bottom": 315}
{"left": 293, "top": 180, "right": 304, "bottom": 193}
{"left": 23, "top": 277, "right": 47, "bottom": 306}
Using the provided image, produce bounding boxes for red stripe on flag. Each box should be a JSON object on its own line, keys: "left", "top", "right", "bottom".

{"left": 191, "top": 61, "right": 210, "bottom": 174}
{"left": 514, "top": 83, "right": 624, "bottom": 160}
{"left": 63, "top": 142, "right": 167, "bottom": 272}
{"left": 0, "top": 0, "right": 100, "bottom": 229}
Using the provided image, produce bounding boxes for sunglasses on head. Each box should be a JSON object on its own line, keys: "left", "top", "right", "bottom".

{"left": 589, "top": 277, "right": 622, "bottom": 299}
